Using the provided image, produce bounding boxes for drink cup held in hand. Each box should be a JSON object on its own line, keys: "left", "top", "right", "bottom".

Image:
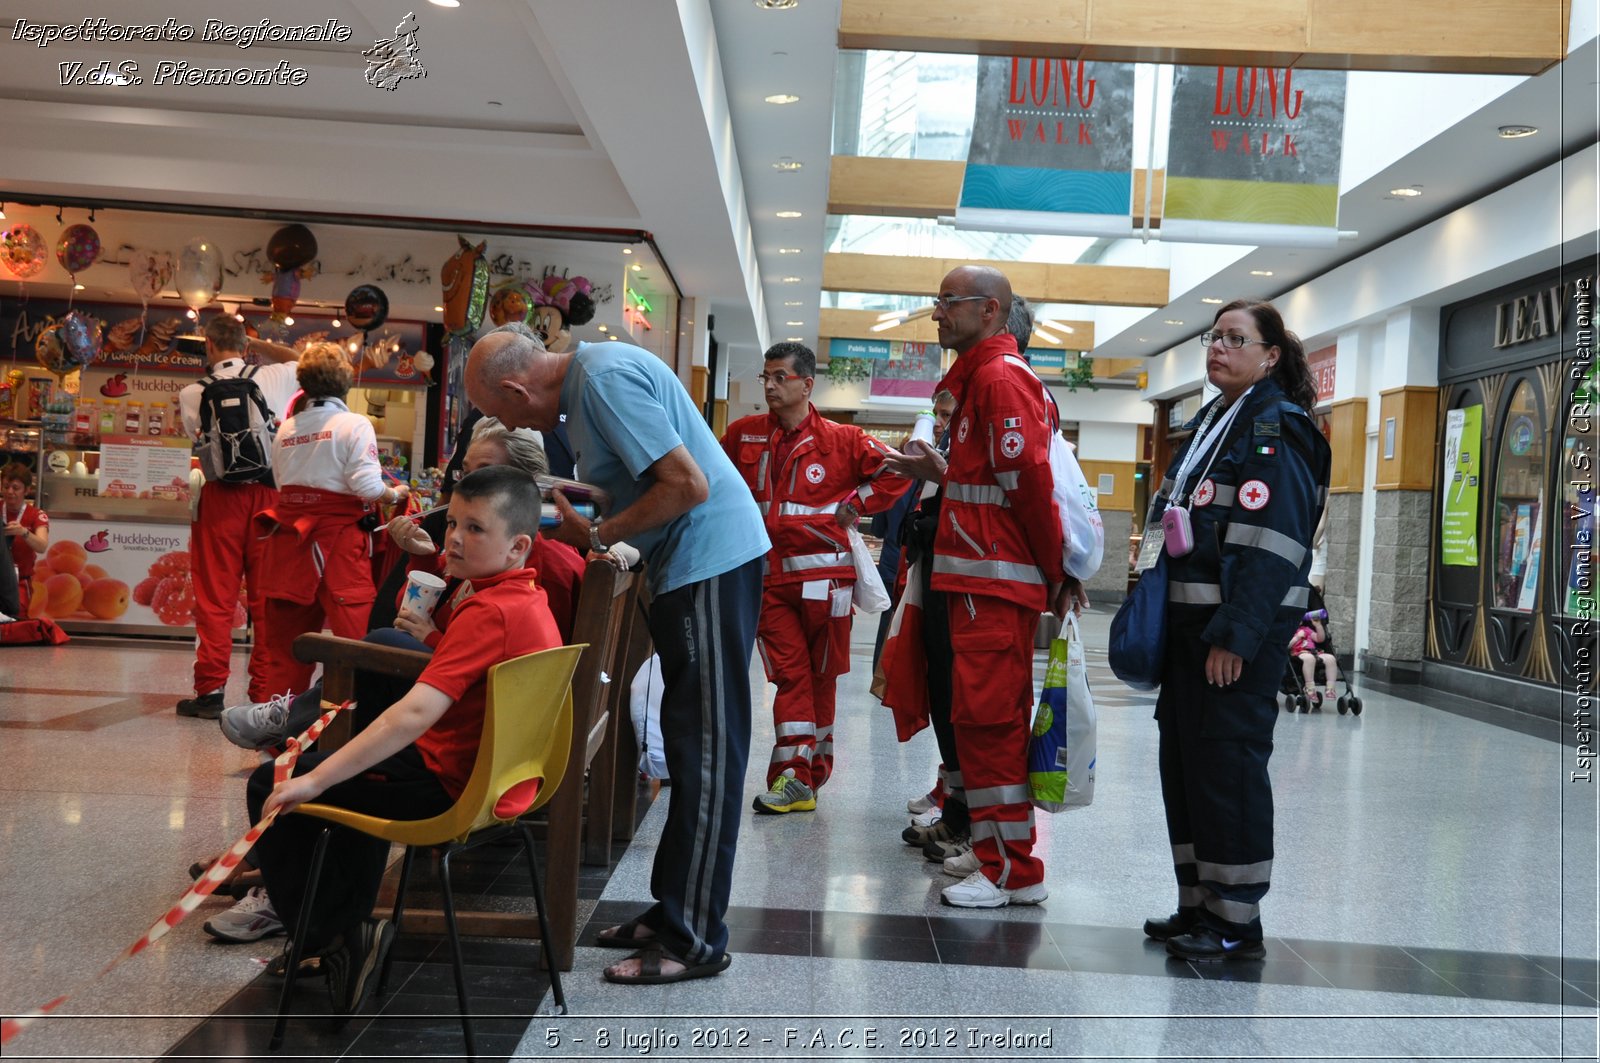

{"left": 401, "top": 570, "right": 447, "bottom": 620}
{"left": 534, "top": 474, "right": 611, "bottom": 511}
{"left": 910, "top": 413, "right": 936, "bottom": 448}
{"left": 540, "top": 500, "right": 597, "bottom": 530}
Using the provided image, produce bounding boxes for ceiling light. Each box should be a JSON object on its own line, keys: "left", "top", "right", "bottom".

{"left": 786, "top": 336, "right": 804, "bottom": 342}
{"left": 764, "top": 94, "right": 801, "bottom": 105}
{"left": 1249, "top": 270, "right": 1274, "bottom": 277}
{"left": 785, "top": 320, "right": 804, "bottom": 326}
{"left": 186, "top": 309, "right": 197, "bottom": 320}
{"left": 773, "top": 159, "right": 804, "bottom": 172}
{"left": 429, "top": 0, "right": 461, "bottom": 7}
{"left": 434, "top": 305, "right": 445, "bottom": 312}
{"left": 1497, "top": 124, "right": 1538, "bottom": 139}
{"left": 1164, "top": 319, "right": 1184, "bottom": 325}
{"left": 778, "top": 247, "right": 801, "bottom": 254}
{"left": 1200, "top": 297, "right": 1223, "bottom": 304}
{"left": 622, "top": 248, "right": 633, "bottom": 255}
{"left": 631, "top": 263, "right": 642, "bottom": 271}
{"left": 235, "top": 314, "right": 245, "bottom": 322}
{"left": 1032, "top": 328, "right": 1060, "bottom": 344}
{"left": 1389, "top": 186, "right": 1423, "bottom": 197}
{"left": 330, "top": 317, "right": 342, "bottom": 328}
{"left": 597, "top": 324, "right": 608, "bottom": 332}
{"left": 754, "top": 0, "right": 798, "bottom": 8}
{"left": 776, "top": 211, "right": 802, "bottom": 219}
{"left": 283, "top": 316, "right": 295, "bottom": 326}
{"left": 781, "top": 276, "right": 802, "bottom": 283}
{"left": 1137, "top": 337, "right": 1147, "bottom": 342}
{"left": 73, "top": 283, "right": 85, "bottom": 290}
{"left": 784, "top": 301, "right": 803, "bottom": 307}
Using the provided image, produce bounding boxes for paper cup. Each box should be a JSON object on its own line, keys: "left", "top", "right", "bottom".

{"left": 401, "top": 570, "right": 447, "bottom": 619}
{"left": 910, "top": 413, "right": 936, "bottom": 447}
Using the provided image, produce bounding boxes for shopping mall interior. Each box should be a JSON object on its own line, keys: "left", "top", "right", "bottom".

{"left": 1, "top": 1, "right": 1596, "bottom": 1060}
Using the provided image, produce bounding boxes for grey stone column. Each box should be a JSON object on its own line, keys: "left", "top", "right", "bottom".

{"left": 1364, "top": 488, "right": 1433, "bottom": 681}
{"left": 1085, "top": 509, "right": 1132, "bottom": 603}
{"left": 1321, "top": 491, "right": 1362, "bottom": 656}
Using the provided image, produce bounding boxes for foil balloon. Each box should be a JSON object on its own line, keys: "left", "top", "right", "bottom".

{"left": 270, "top": 269, "right": 301, "bottom": 322}
{"left": 413, "top": 350, "right": 435, "bottom": 374}
{"left": 56, "top": 223, "right": 102, "bottom": 276}
{"left": 266, "top": 224, "right": 318, "bottom": 271}
{"left": 344, "top": 284, "right": 390, "bottom": 332}
{"left": 440, "top": 236, "right": 488, "bottom": 336}
{"left": 1, "top": 224, "right": 48, "bottom": 280}
{"left": 175, "top": 238, "right": 223, "bottom": 313}
{"left": 488, "top": 283, "right": 531, "bottom": 327}
{"left": 34, "top": 322, "right": 68, "bottom": 376}
{"left": 128, "top": 248, "right": 175, "bottom": 302}
{"left": 58, "top": 310, "right": 103, "bottom": 371}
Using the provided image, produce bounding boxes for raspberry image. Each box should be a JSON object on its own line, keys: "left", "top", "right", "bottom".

{"left": 150, "top": 576, "right": 196, "bottom": 626}
{"left": 148, "top": 551, "right": 190, "bottom": 580}
{"left": 132, "top": 576, "right": 162, "bottom": 606}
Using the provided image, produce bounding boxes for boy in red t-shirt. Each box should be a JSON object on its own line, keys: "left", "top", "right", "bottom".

{"left": 242, "top": 466, "right": 562, "bottom": 1017}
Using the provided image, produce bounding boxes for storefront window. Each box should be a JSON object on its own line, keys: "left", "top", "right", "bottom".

{"left": 1491, "top": 380, "right": 1545, "bottom": 611}
{"left": 1562, "top": 364, "right": 1597, "bottom": 616}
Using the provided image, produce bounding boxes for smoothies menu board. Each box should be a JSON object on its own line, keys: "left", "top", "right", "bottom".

{"left": 97, "top": 435, "right": 194, "bottom": 502}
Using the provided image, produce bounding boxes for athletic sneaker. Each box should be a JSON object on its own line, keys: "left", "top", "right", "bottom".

{"left": 1142, "top": 909, "right": 1198, "bottom": 941}
{"left": 752, "top": 770, "right": 816, "bottom": 814}
{"left": 176, "top": 690, "right": 225, "bottom": 720}
{"left": 942, "top": 846, "right": 981, "bottom": 878}
{"left": 1165, "top": 927, "right": 1265, "bottom": 961}
{"left": 907, "top": 775, "right": 945, "bottom": 815}
{"left": 218, "top": 692, "right": 295, "bottom": 750}
{"left": 908, "top": 806, "right": 943, "bottom": 829}
{"left": 940, "top": 870, "right": 1048, "bottom": 909}
{"left": 203, "top": 887, "right": 286, "bottom": 943}
{"left": 324, "top": 917, "right": 395, "bottom": 1015}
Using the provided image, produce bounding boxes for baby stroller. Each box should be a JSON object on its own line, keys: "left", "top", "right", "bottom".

{"left": 1279, "top": 590, "right": 1362, "bottom": 715}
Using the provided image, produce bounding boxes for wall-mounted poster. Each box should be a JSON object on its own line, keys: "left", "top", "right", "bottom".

{"left": 1440, "top": 405, "right": 1482, "bottom": 566}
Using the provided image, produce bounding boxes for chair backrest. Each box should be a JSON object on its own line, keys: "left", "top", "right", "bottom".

{"left": 456, "top": 643, "right": 586, "bottom": 838}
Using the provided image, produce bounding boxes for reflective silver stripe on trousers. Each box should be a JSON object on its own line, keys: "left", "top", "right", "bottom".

{"left": 778, "top": 501, "right": 838, "bottom": 516}
{"left": 932, "top": 555, "right": 1045, "bottom": 585}
{"left": 814, "top": 741, "right": 834, "bottom": 758}
{"left": 782, "top": 551, "right": 849, "bottom": 573}
{"left": 966, "top": 783, "right": 1031, "bottom": 807}
{"left": 1170, "top": 582, "right": 1310, "bottom": 609}
{"left": 994, "top": 470, "right": 1020, "bottom": 491}
{"left": 1224, "top": 523, "right": 1308, "bottom": 567}
{"left": 775, "top": 721, "right": 813, "bottom": 738}
{"left": 757, "top": 500, "right": 770, "bottom": 515}
{"left": 971, "top": 818, "right": 1035, "bottom": 843}
{"left": 1197, "top": 858, "right": 1273, "bottom": 886}
{"left": 1172, "top": 843, "right": 1196, "bottom": 865}
{"left": 770, "top": 743, "right": 812, "bottom": 763}
{"left": 814, "top": 724, "right": 833, "bottom": 741}
{"left": 945, "top": 481, "right": 1008, "bottom": 506}
{"left": 1283, "top": 585, "right": 1309, "bottom": 609}
{"left": 1203, "top": 895, "right": 1261, "bottom": 924}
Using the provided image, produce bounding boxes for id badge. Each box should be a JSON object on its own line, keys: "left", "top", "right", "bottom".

{"left": 1135, "top": 526, "right": 1165, "bottom": 572}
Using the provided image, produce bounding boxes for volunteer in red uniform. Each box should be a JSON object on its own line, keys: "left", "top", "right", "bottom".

{"left": 723, "top": 341, "right": 910, "bottom": 815}
{"left": 887, "top": 266, "right": 1072, "bottom": 908}
{"left": 176, "top": 317, "right": 301, "bottom": 719}
{"left": 252, "top": 342, "right": 407, "bottom": 695}
{"left": 3, "top": 462, "right": 49, "bottom": 617}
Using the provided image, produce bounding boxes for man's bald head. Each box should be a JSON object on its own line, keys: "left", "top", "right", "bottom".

{"left": 949, "top": 265, "right": 1012, "bottom": 308}
{"left": 933, "top": 265, "right": 1014, "bottom": 354}
{"left": 465, "top": 323, "right": 564, "bottom": 431}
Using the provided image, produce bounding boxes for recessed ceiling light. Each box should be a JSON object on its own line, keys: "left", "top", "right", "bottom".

{"left": 754, "top": 0, "right": 798, "bottom": 9}
{"left": 781, "top": 276, "right": 803, "bottom": 283}
{"left": 1389, "top": 186, "right": 1423, "bottom": 197}
{"left": 622, "top": 248, "right": 633, "bottom": 255}
{"left": 784, "top": 301, "right": 803, "bottom": 306}
{"left": 1136, "top": 337, "right": 1147, "bottom": 342}
{"left": 429, "top": 0, "right": 460, "bottom": 7}
{"left": 73, "top": 283, "right": 85, "bottom": 290}
{"left": 597, "top": 324, "right": 608, "bottom": 332}
{"left": 330, "top": 317, "right": 342, "bottom": 328}
{"left": 778, "top": 247, "right": 802, "bottom": 254}
{"left": 773, "top": 159, "right": 804, "bottom": 172}
{"left": 283, "top": 316, "right": 295, "bottom": 326}
{"left": 1200, "top": 297, "right": 1223, "bottom": 304}
{"left": 434, "top": 305, "right": 445, "bottom": 312}
{"left": 776, "top": 210, "right": 803, "bottom": 219}
{"left": 1163, "top": 318, "right": 1183, "bottom": 325}
{"left": 1249, "top": 270, "right": 1274, "bottom": 277}
{"left": 765, "top": 94, "right": 801, "bottom": 105}
{"left": 1498, "top": 124, "right": 1539, "bottom": 139}
{"left": 631, "top": 263, "right": 642, "bottom": 271}
{"left": 785, "top": 320, "right": 804, "bottom": 326}
{"left": 786, "top": 336, "right": 804, "bottom": 341}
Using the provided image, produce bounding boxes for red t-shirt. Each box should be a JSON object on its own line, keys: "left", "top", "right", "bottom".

{"left": 5, "top": 502, "right": 48, "bottom": 581}
{"left": 414, "top": 566, "right": 562, "bottom": 798}
{"left": 403, "top": 535, "right": 585, "bottom": 644}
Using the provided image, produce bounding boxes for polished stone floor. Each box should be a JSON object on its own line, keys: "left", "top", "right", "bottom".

{"left": 1, "top": 610, "right": 1595, "bottom": 1062}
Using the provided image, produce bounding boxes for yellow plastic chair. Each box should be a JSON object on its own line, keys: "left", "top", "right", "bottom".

{"left": 270, "top": 643, "right": 585, "bottom": 1058}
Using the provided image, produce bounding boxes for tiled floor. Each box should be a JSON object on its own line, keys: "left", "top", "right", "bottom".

{"left": 1, "top": 612, "right": 1595, "bottom": 1062}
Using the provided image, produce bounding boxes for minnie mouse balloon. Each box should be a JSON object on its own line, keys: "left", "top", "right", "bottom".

{"left": 266, "top": 224, "right": 318, "bottom": 271}
{"left": 1, "top": 224, "right": 47, "bottom": 280}
{"left": 175, "top": 237, "right": 223, "bottom": 313}
{"left": 56, "top": 224, "right": 101, "bottom": 276}
{"left": 128, "top": 248, "right": 175, "bottom": 302}
{"left": 59, "top": 310, "right": 104, "bottom": 370}
{"left": 344, "top": 284, "right": 390, "bottom": 331}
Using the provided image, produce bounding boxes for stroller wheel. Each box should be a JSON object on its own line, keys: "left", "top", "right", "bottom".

{"left": 1336, "top": 695, "right": 1349, "bottom": 715}
{"left": 1309, "top": 690, "right": 1323, "bottom": 713}
{"left": 1350, "top": 696, "right": 1363, "bottom": 716}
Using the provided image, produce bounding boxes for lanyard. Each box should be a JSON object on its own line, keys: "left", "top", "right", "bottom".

{"left": 1166, "top": 386, "right": 1252, "bottom": 510}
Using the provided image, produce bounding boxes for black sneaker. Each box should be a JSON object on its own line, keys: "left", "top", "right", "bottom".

{"left": 1142, "top": 909, "right": 1197, "bottom": 941}
{"left": 265, "top": 948, "right": 326, "bottom": 980}
{"left": 1165, "top": 927, "right": 1265, "bottom": 961}
{"left": 176, "top": 691, "right": 225, "bottom": 720}
{"left": 324, "top": 918, "right": 394, "bottom": 1015}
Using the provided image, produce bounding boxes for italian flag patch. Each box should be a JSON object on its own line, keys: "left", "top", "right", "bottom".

{"left": 1255, "top": 444, "right": 1276, "bottom": 455}
{"left": 1002, "top": 417, "right": 1021, "bottom": 428}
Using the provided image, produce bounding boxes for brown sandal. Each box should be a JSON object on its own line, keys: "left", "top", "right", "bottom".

{"left": 595, "top": 917, "right": 656, "bottom": 949}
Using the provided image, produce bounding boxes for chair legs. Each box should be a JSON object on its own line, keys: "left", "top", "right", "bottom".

{"left": 518, "top": 822, "right": 567, "bottom": 1014}
{"left": 376, "top": 844, "right": 418, "bottom": 998}
{"left": 270, "top": 827, "right": 331, "bottom": 1051}
{"left": 436, "top": 847, "right": 478, "bottom": 1058}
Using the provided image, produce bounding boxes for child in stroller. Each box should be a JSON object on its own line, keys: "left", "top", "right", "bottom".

{"left": 1280, "top": 589, "right": 1363, "bottom": 715}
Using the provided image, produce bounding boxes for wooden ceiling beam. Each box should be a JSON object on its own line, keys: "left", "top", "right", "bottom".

{"left": 838, "top": 0, "right": 1568, "bottom": 76}
{"left": 828, "top": 156, "right": 1164, "bottom": 226}
{"left": 823, "top": 252, "right": 1170, "bottom": 308}
{"left": 818, "top": 307, "right": 1096, "bottom": 349}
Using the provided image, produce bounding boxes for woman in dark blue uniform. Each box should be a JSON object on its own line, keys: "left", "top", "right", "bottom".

{"left": 1142, "top": 300, "right": 1330, "bottom": 961}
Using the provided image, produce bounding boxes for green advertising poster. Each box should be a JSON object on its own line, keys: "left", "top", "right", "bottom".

{"left": 1441, "top": 404, "right": 1482, "bottom": 566}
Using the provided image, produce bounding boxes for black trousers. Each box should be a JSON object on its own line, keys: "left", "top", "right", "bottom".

{"left": 0, "top": 550, "right": 19, "bottom": 617}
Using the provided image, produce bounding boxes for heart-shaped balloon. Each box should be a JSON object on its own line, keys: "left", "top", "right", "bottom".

{"left": 128, "top": 248, "right": 175, "bottom": 302}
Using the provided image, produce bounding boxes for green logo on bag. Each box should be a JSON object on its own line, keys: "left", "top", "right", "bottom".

{"left": 1032, "top": 704, "right": 1053, "bottom": 737}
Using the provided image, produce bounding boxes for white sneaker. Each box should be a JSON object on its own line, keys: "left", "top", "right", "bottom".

{"left": 942, "top": 846, "right": 980, "bottom": 878}
{"left": 218, "top": 692, "right": 296, "bottom": 750}
{"left": 941, "top": 870, "right": 1047, "bottom": 909}
{"left": 203, "top": 887, "right": 286, "bottom": 942}
{"left": 908, "top": 806, "right": 942, "bottom": 829}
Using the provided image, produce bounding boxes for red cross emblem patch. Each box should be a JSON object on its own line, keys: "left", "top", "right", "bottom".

{"left": 1193, "top": 479, "right": 1215, "bottom": 507}
{"left": 805, "top": 463, "right": 826, "bottom": 485}
{"left": 1238, "top": 479, "right": 1271, "bottom": 510}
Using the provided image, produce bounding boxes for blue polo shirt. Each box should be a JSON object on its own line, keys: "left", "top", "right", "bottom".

{"left": 559, "top": 341, "right": 768, "bottom": 595}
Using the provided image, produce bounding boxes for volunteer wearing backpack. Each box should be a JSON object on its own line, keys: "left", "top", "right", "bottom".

{"left": 176, "top": 316, "right": 301, "bottom": 720}
{"left": 884, "top": 265, "right": 1074, "bottom": 909}
{"left": 721, "top": 341, "right": 910, "bottom": 815}
{"left": 1141, "top": 300, "right": 1328, "bottom": 961}
{"left": 249, "top": 342, "right": 406, "bottom": 697}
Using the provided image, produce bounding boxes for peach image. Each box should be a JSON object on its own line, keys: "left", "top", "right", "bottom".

{"left": 43, "top": 572, "right": 84, "bottom": 617}
{"left": 81, "top": 564, "right": 109, "bottom": 581}
{"left": 82, "top": 578, "right": 130, "bottom": 620}
{"left": 45, "top": 541, "right": 88, "bottom": 576}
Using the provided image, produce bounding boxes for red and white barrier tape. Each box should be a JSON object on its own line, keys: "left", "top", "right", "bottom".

{"left": 0, "top": 698, "right": 353, "bottom": 1046}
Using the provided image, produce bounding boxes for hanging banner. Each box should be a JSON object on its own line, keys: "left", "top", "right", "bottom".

{"left": 1162, "top": 66, "right": 1347, "bottom": 247}
{"left": 1441, "top": 405, "right": 1483, "bottom": 566}
{"left": 956, "top": 57, "right": 1136, "bottom": 237}
{"left": 870, "top": 341, "right": 945, "bottom": 403}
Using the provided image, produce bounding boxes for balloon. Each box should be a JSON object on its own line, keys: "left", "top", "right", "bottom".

{"left": 344, "top": 284, "right": 389, "bottom": 331}
{"left": 270, "top": 269, "right": 301, "bottom": 322}
{"left": 266, "top": 224, "right": 317, "bottom": 271}
{"left": 56, "top": 223, "right": 101, "bottom": 275}
{"left": 35, "top": 322, "right": 68, "bottom": 376}
{"left": 128, "top": 248, "right": 175, "bottom": 301}
{"left": 440, "top": 237, "right": 488, "bottom": 335}
{"left": 488, "top": 284, "right": 530, "bottom": 327}
{"left": 1, "top": 224, "right": 47, "bottom": 280}
{"left": 59, "top": 310, "right": 103, "bottom": 370}
{"left": 175, "top": 237, "right": 223, "bottom": 313}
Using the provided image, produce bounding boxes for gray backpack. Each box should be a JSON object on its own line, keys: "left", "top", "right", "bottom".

{"left": 196, "top": 366, "right": 277, "bottom": 485}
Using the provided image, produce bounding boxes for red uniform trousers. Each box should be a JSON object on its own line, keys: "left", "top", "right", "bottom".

{"left": 947, "top": 592, "right": 1043, "bottom": 889}
{"left": 756, "top": 579, "right": 852, "bottom": 789}
{"left": 190, "top": 480, "right": 277, "bottom": 700}
{"left": 252, "top": 496, "right": 376, "bottom": 696}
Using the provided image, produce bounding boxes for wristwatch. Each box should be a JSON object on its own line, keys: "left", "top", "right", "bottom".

{"left": 588, "top": 519, "right": 610, "bottom": 554}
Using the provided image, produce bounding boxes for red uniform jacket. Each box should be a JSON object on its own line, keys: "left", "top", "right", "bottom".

{"left": 253, "top": 488, "right": 376, "bottom": 607}
{"left": 722, "top": 405, "right": 910, "bottom": 586}
{"left": 931, "top": 334, "right": 1066, "bottom": 611}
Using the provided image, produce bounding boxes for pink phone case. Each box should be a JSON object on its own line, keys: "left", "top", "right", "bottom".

{"left": 1161, "top": 507, "right": 1195, "bottom": 557}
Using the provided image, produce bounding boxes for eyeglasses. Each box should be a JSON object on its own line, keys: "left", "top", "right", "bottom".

{"left": 757, "top": 371, "right": 801, "bottom": 386}
{"left": 931, "top": 294, "right": 989, "bottom": 312}
{"left": 1200, "top": 331, "right": 1270, "bottom": 350}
